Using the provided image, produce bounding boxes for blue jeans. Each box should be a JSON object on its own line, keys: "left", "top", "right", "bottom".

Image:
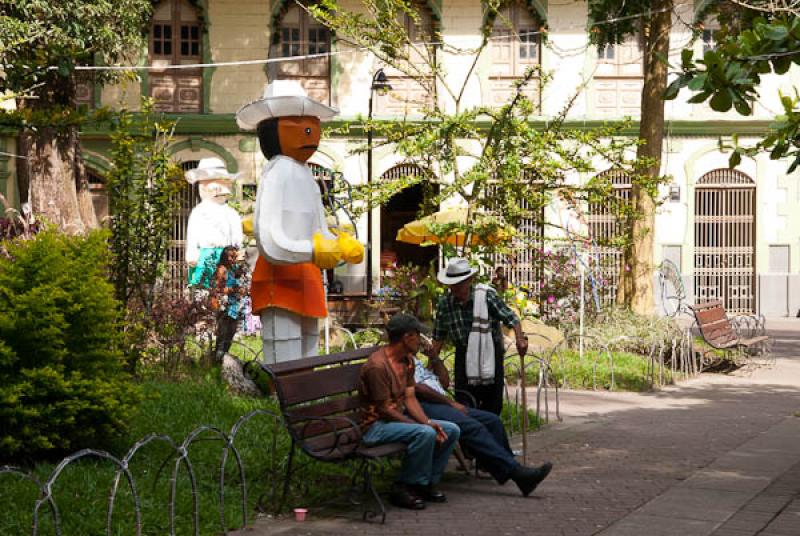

{"left": 363, "top": 419, "right": 460, "bottom": 486}
{"left": 420, "top": 402, "right": 519, "bottom": 484}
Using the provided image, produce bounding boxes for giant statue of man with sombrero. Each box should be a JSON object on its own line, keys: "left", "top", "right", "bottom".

{"left": 236, "top": 81, "right": 364, "bottom": 363}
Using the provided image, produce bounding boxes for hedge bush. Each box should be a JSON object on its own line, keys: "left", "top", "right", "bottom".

{"left": 0, "top": 229, "right": 141, "bottom": 462}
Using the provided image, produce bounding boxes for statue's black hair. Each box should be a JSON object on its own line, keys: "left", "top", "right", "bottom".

{"left": 256, "top": 118, "right": 282, "bottom": 159}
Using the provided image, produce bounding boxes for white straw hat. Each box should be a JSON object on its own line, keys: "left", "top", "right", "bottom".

{"left": 184, "top": 157, "right": 240, "bottom": 184}
{"left": 437, "top": 257, "right": 479, "bottom": 285}
{"left": 235, "top": 80, "right": 339, "bottom": 131}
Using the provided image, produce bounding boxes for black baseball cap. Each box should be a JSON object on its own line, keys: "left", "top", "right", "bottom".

{"left": 386, "top": 313, "right": 429, "bottom": 338}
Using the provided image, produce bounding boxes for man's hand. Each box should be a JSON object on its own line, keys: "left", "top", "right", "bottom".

{"left": 452, "top": 402, "right": 469, "bottom": 415}
{"left": 429, "top": 421, "right": 448, "bottom": 444}
{"left": 516, "top": 335, "right": 528, "bottom": 358}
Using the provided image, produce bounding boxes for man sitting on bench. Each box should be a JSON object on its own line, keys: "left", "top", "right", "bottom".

{"left": 414, "top": 336, "right": 553, "bottom": 497}
{"left": 359, "top": 314, "right": 461, "bottom": 510}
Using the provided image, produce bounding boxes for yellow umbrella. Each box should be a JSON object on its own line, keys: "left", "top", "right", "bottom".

{"left": 396, "top": 208, "right": 513, "bottom": 247}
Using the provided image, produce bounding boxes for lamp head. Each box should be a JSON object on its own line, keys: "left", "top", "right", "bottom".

{"left": 371, "top": 69, "right": 393, "bottom": 92}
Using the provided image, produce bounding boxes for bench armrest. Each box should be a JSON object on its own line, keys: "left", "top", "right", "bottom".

{"left": 730, "top": 314, "right": 767, "bottom": 340}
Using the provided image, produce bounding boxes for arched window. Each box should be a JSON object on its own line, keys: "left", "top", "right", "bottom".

{"left": 486, "top": 169, "right": 545, "bottom": 290}
{"left": 374, "top": 3, "right": 438, "bottom": 116}
{"left": 87, "top": 169, "right": 108, "bottom": 224}
{"left": 271, "top": 2, "right": 332, "bottom": 105}
{"left": 489, "top": 2, "right": 542, "bottom": 110}
{"left": 594, "top": 36, "right": 643, "bottom": 118}
{"left": 149, "top": 0, "right": 203, "bottom": 113}
{"left": 586, "top": 169, "right": 632, "bottom": 303}
{"left": 165, "top": 160, "right": 201, "bottom": 297}
{"left": 694, "top": 168, "right": 756, "bottom": 313}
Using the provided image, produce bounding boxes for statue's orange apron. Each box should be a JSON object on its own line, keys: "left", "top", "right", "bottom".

{"left": 250, "top": 256, "right": 327, "bottom": 318}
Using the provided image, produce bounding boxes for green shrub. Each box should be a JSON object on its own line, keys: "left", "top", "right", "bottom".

{"left": 0, "top": 229, "right": 141, "bottom": 462}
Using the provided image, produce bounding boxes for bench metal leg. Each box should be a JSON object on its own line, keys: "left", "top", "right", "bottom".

{"left": 360, "top": 461, "right": 386, "bottom": 524}
{"left": 277, "top": 442, "right": 295, "bottom": 514}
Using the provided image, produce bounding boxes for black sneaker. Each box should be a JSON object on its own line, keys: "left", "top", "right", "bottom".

{"left": 511, "top": 462, "right": 553, "bottom": 497}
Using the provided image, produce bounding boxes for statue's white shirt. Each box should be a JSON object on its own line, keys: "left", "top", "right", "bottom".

{"left": 254, "top": 155, "right": 334, "bottom": 264}
{"left": 185, "top": 200, "right": 243, "bottom": 264}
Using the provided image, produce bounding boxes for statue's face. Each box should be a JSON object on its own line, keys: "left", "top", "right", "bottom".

{"left": 198, "top": 179, "right": 233, "bottom": 204}
{"left": 277, "top": 116, "right": 321, "bottom": 162}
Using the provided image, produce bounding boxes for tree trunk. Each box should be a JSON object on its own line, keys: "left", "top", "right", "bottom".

{"left": 18, "top": 126, "right": 97, "bottom": 233}
{"left": 622, "top": 0, "right": 672, "bottom": 315}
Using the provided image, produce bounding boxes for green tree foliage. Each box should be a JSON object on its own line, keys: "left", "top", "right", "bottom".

{"left": 0, "top": 0, "right": 152, "bottom": 231}
{"left": 666, "top": 12, "right": 800, "bottom": 171}
{"left": 0, "top": 0, "right": 150, "bottom": 103}
{"left": 0, "top": 229, "right": 141, "bottom": 462}
{"left": 311, "top": 0, "right": 641, "bottom": 268}
{"left": 107, "top": 104, "right": 182, "bottom": 311}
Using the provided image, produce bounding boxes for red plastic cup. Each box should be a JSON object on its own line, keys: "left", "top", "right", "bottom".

{"left": 294, "top": 508, "right": 308, "bottom": 522}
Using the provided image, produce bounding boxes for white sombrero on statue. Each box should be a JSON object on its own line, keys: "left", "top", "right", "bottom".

{"left": 184, "top": 157, "right": 241, "bottom": 184}
{"left": 235, "top": 80, "right": 339, "bottom": 131}
{"left": 437, "top": 257, "right": 479, "bottom": 285}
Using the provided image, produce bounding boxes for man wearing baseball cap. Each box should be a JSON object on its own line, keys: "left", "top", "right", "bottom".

{"left": 358, "top": 313, "right": 460, "bottom": 510}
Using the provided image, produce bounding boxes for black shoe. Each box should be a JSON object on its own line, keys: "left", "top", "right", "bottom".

{"left": 389, "top": 485, "right": 426, "bottom": 510}
{"left": 511, "top": 462, "right": 553, "bottom": 497}
{"left": 409, "top": 484, "right": 447, "bottom": 503}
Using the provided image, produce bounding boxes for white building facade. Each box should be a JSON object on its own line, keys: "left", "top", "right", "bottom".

{"left": 10, "top": 0, "right": 794, "bottom": 316}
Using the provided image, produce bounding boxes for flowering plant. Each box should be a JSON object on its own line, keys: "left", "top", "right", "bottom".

{"left": 379, "top": 262, "right": 442, "bottom": 322}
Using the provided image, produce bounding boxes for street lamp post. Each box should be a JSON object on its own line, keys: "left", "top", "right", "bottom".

{"left": 366, "top": 68, "right": 392, "bottom": 298}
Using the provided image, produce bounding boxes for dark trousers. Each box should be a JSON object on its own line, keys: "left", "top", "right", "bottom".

{"left": 215, "top": 314, "right": 238, "bottom": 361}
{"left": 454, "top": 341, "right": 505, "bottom": 415}
{"left": 420, "top": 401, "right": 518, "bottom": 483}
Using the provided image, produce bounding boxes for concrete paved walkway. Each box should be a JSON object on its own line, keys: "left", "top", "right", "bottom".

{"left": 235, "top": 321, "right": 800, "bottom": 536}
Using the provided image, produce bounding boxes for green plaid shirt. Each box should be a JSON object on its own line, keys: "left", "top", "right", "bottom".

{"left": 432, "top": 286, "right": 519, "bottom": 349}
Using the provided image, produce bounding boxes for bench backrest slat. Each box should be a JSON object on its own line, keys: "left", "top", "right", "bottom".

{"left": 267, "top": 347, "right": 377, "bottom": 376}
{"left": 693, "top": 301, "right": 736, "bottom": 346}
{"left": 276, "top": 363, "right": 363, "bottom": 406}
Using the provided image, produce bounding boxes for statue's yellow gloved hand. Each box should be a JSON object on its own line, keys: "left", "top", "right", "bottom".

{"left": 337, "top": 232, "right": 364, "bottom": 264}
{"left": 242, "top": 216, "right": 254, "bottom": 237}
{"left": 312, "top": 233, "right": 342, "bottom": 270}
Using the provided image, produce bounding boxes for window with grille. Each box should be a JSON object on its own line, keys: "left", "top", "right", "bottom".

{"left": 586, "top": 169, "right": 631, "bottom": 304}
{"left": 488, "top": 2, "right": 542, "bottom": 110}
{"left": 148, "top": 0, "right": 202, "bottom": 113}
{"left": 694, "top": 169, "right": 756, "bottom": 313}
{"left": 273, "top": 3, "right": 332, "bottom": 105}
{"left": 87, "top": 170, "right": 109, "bottom": 225}
{"left": 164, "top": 160, "right": 200, "bottom": 298}
{"left": 485, "top": 171, "right": 545, "bottom": 292}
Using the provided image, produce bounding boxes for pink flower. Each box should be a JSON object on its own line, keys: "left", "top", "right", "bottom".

{"left": 547, "top": 295, "right": 555, "bottom": 304}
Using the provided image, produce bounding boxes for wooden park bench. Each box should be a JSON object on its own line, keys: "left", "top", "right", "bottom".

{"left": 259, "top": 346, "right": 404, "bottom": 523}
{"left": 691, "top": 301, "right": 770, "bottom": 364}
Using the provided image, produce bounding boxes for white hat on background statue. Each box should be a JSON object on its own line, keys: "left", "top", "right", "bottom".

{"left": 184, "top": 157, "right": 240, "bottom": 184}
{"left": 235, "top": 80, "right": 339, "bottom": 131}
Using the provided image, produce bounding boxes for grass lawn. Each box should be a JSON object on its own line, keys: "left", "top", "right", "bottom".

{"left": 0, "top": 375, "right": 359, "bottom": 535}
